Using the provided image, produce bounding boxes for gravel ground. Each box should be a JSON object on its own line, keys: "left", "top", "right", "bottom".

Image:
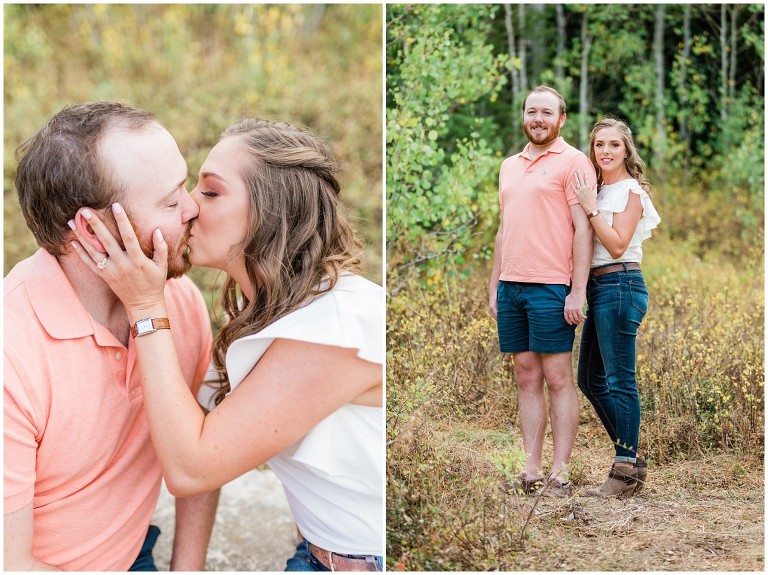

{"left": 151, "top": 469, "right": 296, "bottom": 571}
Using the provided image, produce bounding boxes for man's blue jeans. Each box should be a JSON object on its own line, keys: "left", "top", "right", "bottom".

{"left": 577, "top": 266, "right": 648, "bottom": 462}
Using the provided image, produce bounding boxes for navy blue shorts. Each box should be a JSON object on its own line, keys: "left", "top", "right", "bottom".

{"left": 496, "top": 281, "right": 576, "bottom": 354}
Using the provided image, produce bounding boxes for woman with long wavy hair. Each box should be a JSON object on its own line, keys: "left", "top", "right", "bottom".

{"left": 571, "top": 117, "right": 660, "bottom": 498}
{"left": 71, "top": 118, "right": 383, "bottom": 571}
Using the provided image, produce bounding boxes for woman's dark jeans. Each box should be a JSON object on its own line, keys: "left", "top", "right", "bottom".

{"left": 284, "top": 540, "right": 384, "bottom": 572}
{"left": 577, "top": 267, "right": 648, "bottom": 462}
{"left": 285, "top": 540, "right": 332, "bottom": 572}
{"left": 128, "top": 525, "right": 161, "bottom": 571}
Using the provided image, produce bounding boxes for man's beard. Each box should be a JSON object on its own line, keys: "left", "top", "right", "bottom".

{"left": 524, "top": 122, "right": 560, "bottom": 146}
{"left": 136, "top": 222, "right": 192, "bottom": 280}
{"left": 107, "top": 210, "right": 192, "bottom": 279}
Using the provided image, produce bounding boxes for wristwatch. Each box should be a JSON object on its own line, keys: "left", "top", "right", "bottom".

{"left": 131, "top": 317, "right": 171, "bottom": 338}
{"left": 587, "top": 209, "right": 600, "bottom": 219}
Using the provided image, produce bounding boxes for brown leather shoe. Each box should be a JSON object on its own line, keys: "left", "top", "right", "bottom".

{"left": 500, "top": 472, "right": 544, "bottom": 495}
{"left": 538, "top": 476, "right": 574, "bottom": 497}
{"left": 585, "top": 465, "right": 638, "bottom": 498}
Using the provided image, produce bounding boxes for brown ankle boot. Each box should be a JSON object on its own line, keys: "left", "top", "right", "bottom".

{"left": 633, "top": 457, "right": 648, "bottom": 494}
{"left": 585, "top": 465, "right": 638, "bottom": 498}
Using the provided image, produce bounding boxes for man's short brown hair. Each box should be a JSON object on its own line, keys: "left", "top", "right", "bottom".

{"left": 522, "top": 85, "right": 567, "bottom": 117}
{"left": 15, "top": 102, "right": 158, "bottom": 255}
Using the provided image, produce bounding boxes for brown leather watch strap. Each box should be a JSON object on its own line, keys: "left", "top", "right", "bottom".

{"left": 130, "top": 317, "right": 171, "bottom": 338}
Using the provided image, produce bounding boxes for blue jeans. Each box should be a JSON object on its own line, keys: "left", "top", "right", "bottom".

{"left": 577, "top": 267, "right": 648, "bottom": 462}
{"left": 284, "top": 540, "right": 383, "bottom": 572}
{"left": 128, "top": 525, "right": 160, "bottom": 571}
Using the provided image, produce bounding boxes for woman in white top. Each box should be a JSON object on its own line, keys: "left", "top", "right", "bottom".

{"left": 71, "top": 118, "right": 384, "bottom": 570}
{"left": 572, "top": 117, "right": 660, "bottom": 498}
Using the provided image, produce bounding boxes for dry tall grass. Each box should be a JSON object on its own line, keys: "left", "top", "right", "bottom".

{"left": 386, "top": 230, "right": 764, "bottom": 570}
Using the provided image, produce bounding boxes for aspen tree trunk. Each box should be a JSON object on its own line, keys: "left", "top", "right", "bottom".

{"left": 679, "top": 4, "right": 692, "bottom": 186}
{"left": 528, "top": 5, "right": 547, "bottom": 80}
{"left": 653, "top": 5, "right": 666, "bottom": 167}
{"left": 729, "top": 5, "right": 742, "bottom": 103}
{"left": 679, "top": 5, "right": 691, "bottom": 143}
{"left": 720, "top": 4, "right": 729, "bottom": 123}
{"left": 504, "top": 4, "right": 519, "bottom": 109}
{"left": 578, "top": 10, "right": 592, "bottom": 152}
{"left": 303, "top": 4, "right": 325, "bottom": 36}
{"left": 555, "top": 4, "right": 566, "bottom": 85}
{"left": 518, "top": 4, "right": 528, "bottom": 93}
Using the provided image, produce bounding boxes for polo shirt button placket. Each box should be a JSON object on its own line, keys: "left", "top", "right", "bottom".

{"left": 109, "top": 347, "right": 131, "bottom": 396}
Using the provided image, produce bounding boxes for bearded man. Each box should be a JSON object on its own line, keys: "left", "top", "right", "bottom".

{"left": 488, "top": 86, "right": 596, "bottom": 497}
{"left": 5, "top": 102, "right": 218, "bottom": 570}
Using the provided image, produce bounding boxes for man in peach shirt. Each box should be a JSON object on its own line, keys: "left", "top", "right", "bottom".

{"left": 4, "top": 102, "right": 219, "bottom": 570}
{"left": 488, "top": 86, "right": 596, "bottom": 497}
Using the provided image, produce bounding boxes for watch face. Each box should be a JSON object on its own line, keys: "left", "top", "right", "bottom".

{"left": 135, "top": 318, "right": 154, "bottom": 334}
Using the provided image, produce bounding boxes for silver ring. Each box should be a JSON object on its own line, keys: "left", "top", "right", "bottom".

{"left": 96, "top": 256, "right": 108, "bottom": 270}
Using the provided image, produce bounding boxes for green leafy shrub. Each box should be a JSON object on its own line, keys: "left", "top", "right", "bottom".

{"left": 386, "top": 5, "right": 506, "bottom": 290}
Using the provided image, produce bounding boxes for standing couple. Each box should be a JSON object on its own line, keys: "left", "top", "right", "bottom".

{"left": 489, "top": 86, "right": 661, "bottom": 497}
{"left": 5, "top": 102, "right": 383, "bottom": 571}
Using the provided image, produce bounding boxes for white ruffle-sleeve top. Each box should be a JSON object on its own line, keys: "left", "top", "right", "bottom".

{"left": 222, "top": 274, "right": 384, "bottom": 556}
{"left": 592, "top": 178, "right": 661, "bottom": 266}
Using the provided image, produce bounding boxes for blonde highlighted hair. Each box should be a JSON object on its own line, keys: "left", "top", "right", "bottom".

{"left": 210, "top": 118, "right": 363, "bottom": 404}
{"left": 589, "top": 117, "right": 653, "bottom": 194}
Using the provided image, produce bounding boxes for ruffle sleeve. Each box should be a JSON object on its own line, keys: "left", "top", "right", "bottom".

{"left": 632, "top": 188, "right": 661, "bottom": 240}
{"left": 225, "top": 274, "right": 384, "bottom": 392}
{"left": 597, "top": 179, "right": 661, "bottom": 240}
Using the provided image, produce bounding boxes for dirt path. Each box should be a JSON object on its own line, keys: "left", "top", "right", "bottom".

{"left": 487, "top": 430, "right": 764, "bottom": 571}
{"left": 504, "top": 453, "right": 764, "bottom": 571}
{"left": 388, "top": 421, "right": 764, "bottom": 571}
{"left": 151, "top": 468, "right": 296, "bottom": 571}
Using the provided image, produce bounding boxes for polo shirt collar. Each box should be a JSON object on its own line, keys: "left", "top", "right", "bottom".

{"left": 25, "top": 248, "right": 96, "bottom": 340}
{"left": 521, "top": 136, "right": 567, "bottom": 159}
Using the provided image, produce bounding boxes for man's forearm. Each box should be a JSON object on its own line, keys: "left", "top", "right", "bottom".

{"left": 5, "top": 556, "right": 62, "bottom": 571}
{"left": 489, "top": 260, "right": 501, "bottom": 296}
{"left": 571, "top": 215, "right": 593, "bottom": 292}
{"left": 489, "top": 225, "right": 504, "bottom": 295}
{"left": 170, "top": 488, "right": 220, "bottom": 571}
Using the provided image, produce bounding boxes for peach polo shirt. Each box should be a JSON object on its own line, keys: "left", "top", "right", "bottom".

{"left": 4, "top": 248, "right": 212, "bottom": 571}
{"left": 498, "top": 136, "right": 596, "bottom": 285}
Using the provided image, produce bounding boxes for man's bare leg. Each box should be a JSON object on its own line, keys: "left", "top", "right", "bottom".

{"left": 542, "top": 351, "right": 579, "bottom": 483}
{"left": 513, "top": 351, "right": 547, "bottom": 478}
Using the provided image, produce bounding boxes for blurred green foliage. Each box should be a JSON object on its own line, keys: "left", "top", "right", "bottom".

{"left": 386, "top": 4, "right": 764, "bottom": 286}
{"left": 4, "top": 4, "right": 383, "bottom": 317}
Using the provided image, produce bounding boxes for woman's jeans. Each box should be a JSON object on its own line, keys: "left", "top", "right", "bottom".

{"left": 285, "top": 540, "right": 331, "bottom": 572}
{"left": 577, "top": 267, "right": 648, "bottom": 462}
{"left": 128, "top": 525, "right": 161, "bottom": 571}
{"left": 285, "top": 540, "right": 384, "bottom": 572}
